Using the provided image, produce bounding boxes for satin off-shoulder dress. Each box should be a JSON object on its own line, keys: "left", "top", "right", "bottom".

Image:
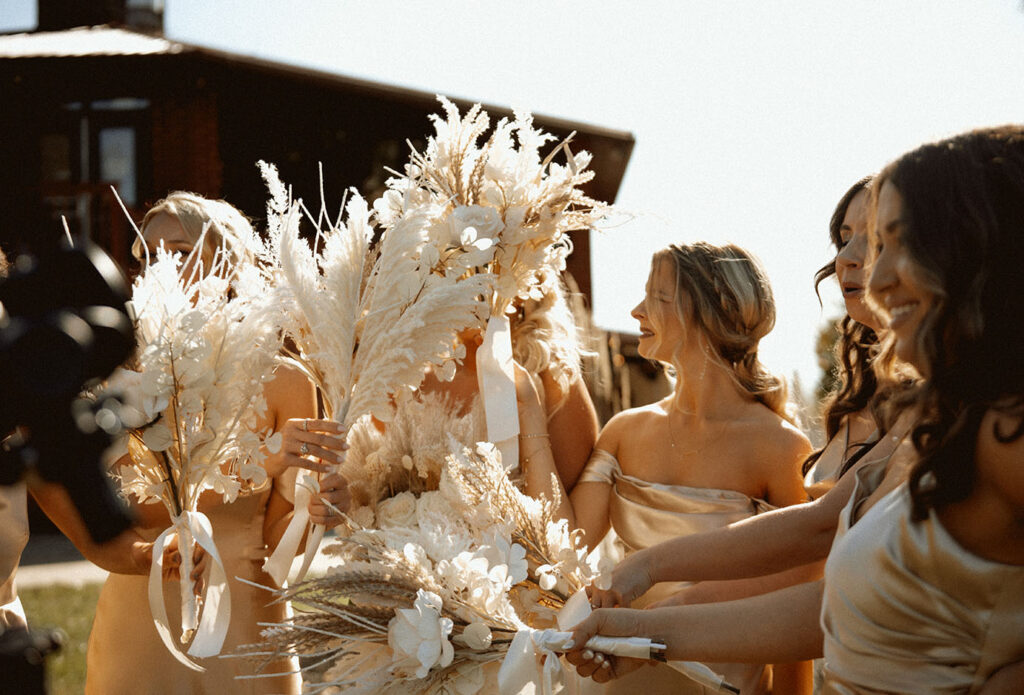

{"left": 821, "top": 462, "right": 1024, "bottom": 694}
{"left": 85, "top": 481, "right": 301, "bottom": 695}
{"left": 578, "top": 449, "right": 775, "bottom": 695}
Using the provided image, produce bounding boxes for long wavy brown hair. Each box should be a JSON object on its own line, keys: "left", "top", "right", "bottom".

{"left": 871, "top": 125, "right": 1024, "bottom": 520}
{"left": 802, "top": 177, "right": 881, "bottom": 475}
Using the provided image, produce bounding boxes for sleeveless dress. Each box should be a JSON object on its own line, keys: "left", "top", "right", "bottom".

{"left": 85, "top": 483, "right": 301, "bottom": 694}
{"left": 0, "top": 482, "right": 29, "bottom": 631}
{"left": 821, "top": 466, "right": 1024, "bottom": 694}
{"left": 578, "top": 449, "right": 774, "bottom": 695}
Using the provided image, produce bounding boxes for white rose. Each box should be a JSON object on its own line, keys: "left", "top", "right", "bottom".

{"left": 376, "top": 491, "right": 418, "bottom": 529}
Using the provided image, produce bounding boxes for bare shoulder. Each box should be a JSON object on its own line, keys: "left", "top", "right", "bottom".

{"left": 977, "top": 409, "right": 1024, "bottom": 510}
{"left": 596, "top": 401, "right": 665, "bottom": 455}
{"left": 742, "top": 406, "right": 811, "bottom": 460}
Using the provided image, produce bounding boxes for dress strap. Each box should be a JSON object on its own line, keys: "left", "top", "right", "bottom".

{"left": 577, "top": 449, "right": 621, "bottom": 485}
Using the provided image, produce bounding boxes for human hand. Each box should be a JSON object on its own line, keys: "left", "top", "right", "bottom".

{"left": 565, "top": 608, "right": 653, "bottom": 683}
{"left": 266, "top": 418, "right": 348, "bottom": 478}
{"left": 588, "top": 548, "right": 656, "bottom": 609}
{"left": 513, "top": 362, "right": 547, "bottom": 435}
{"left": 308, "top": 472, "right": 351, "bottom": 528}
{"left": 141, "top": 536, "right": 208, "bottom": 596}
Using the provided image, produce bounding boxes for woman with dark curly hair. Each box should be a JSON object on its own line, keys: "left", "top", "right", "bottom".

{"left": 566, "top": 127, "right": 1024, "bottom": 693}
{"left": 820, "top": 125, "right": 1024, "bottom": 693}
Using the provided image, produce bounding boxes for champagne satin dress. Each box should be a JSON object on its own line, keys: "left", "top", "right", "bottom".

{"left": 85, "top": 483, "right": 301, "bottom": 695}
{"left": 578, "top": 449, "right": 774, "bottom": 695}
{"left": 0, "top": 482, "right": 29, "bottom": 631}
{"left": 821, "top": 465, "right": 1024, "bottom": 694}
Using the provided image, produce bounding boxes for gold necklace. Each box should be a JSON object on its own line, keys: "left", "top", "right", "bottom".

{"left": 667, "top": 410, "right": 727, "bottom": 457}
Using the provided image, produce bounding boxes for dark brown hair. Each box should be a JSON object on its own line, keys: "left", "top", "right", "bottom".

{"left": 803, "top": 177, "right": 881, "bottom": 476}
{"left": 873, "top": 125, "right": 1024, "bottom": 519}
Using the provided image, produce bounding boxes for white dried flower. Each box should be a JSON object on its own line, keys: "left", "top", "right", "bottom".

{"left": 387, "top": 590, "right": 454, "bottom": 678}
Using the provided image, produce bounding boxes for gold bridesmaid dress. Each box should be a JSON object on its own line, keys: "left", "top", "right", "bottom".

{"left": 85, "top": 486, "right": 301, "bottom": 694}
{"left": 577, "top": 449, "right": 774, "bottom": 695}
{"left": 822, "top": 470, "right": 1024, "bottom": 694}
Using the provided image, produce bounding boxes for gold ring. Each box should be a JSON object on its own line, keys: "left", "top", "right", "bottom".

{"left": 300, "top": 443, "right": 309, "bottom": 456}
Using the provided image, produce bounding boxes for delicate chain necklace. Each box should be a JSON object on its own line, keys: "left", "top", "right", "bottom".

{"left": 667, "top": 410, "right": 727, "bottom": 457}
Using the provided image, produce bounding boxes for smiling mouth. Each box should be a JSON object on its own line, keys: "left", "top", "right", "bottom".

{"left": 888, "top": 302, "right": 919, "bottom": 327}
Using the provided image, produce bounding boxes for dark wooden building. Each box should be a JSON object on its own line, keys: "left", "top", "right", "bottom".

{"left": 0, "top": 18, "right": 634, "bottom": 300}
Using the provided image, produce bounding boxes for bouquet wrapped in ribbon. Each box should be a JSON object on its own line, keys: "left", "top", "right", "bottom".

{"left": 104, "top": 242, "right": 284, "bottom": 669}
{"left": 373, "top": 97, "right": 607, "bottom": 469}
{"left": 257, "top": 162, "right": 491, "bottom": 585}
{"left": 237, "top": 439, "right": 641, "bottom": 694}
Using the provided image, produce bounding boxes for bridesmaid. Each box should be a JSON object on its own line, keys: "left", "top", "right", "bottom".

{"left": 519, "top": 242, "right": 814, "bottom": 694}
{"left": 85, "top": 192, "right": 348, "bottom": 695}
{"left": 568, "top": 127, "right": 1024, "bottom": 693}
{"left": 420, "top": 271, "right": 600, "bottom": 491}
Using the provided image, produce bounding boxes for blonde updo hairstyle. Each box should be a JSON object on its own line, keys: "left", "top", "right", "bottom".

{"left": 132, "top": 191, "right": 258, "bottom": 273}
{"left": 652, "top": 242, "right": 790, "bottom": 420}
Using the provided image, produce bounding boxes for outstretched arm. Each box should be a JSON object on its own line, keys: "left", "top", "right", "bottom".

{"left": 591, "top": 469, "right": 859, "bottom": 608}
{"left": 567, "top": 580, "right": 825, "bottom": 684}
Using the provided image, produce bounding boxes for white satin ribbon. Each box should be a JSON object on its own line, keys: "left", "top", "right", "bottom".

{"left": 497, "top": 589, "right": 661, "bottom": 695}
{"left": 263, "top": 468, "right": 320, "bottom": 586}
{"left": 147, "top": 511, "right": 230, "bottom": 671}
{"left": 477, "top": 314, "right": 519, "bottom": 472}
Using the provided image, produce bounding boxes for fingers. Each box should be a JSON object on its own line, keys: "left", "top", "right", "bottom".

{"left": 308, "top": 474, "right": 351, "bottom": 527}
{"left": 589, "top": 586, "right": 623, "bottom": 609}
{"left": 279, "top": 419, "right": 349, "bottom": 473}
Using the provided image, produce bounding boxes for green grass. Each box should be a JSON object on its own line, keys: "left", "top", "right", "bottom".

{"left": 20, "top": 582, "right": 103, "bottom": 695}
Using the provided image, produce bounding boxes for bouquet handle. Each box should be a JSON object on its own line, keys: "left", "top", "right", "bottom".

{"left": 148, "top": 511, "right": 231, "bottom": 670}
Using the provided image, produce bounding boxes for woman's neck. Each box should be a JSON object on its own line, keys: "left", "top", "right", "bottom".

{"left": 670, "top": 357, "right": 748, "bottom": 420}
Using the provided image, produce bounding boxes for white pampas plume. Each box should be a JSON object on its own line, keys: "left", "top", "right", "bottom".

{"left": 258, "top": 161, "right": 490, "bottom": 584}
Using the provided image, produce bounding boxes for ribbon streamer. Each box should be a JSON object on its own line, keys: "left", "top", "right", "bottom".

{"left": 263, "top": 469, "right": 320, "bottom": 586}
{"left": 477, "top": 314, "right": 519, "bottom": 472}
{"left": 147, "top": 511, "right": 231, "bottom": 671}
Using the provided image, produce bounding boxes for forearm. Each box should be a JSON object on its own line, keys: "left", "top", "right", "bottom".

{"left": 521, "top": 435, "right": 575, "bottom": 524}
{"left": 647, "top": 581, "right": 824, "bottom": 663}
{"left": 646, "top": 501, "right": 838, "bottom": 584}
{"left": 30, "top": 482, "right": 150, "bottom": 575}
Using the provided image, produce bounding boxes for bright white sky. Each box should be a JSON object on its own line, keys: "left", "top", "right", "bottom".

{"left": 5, "top": 0, "right": 1024, "bottom": 395}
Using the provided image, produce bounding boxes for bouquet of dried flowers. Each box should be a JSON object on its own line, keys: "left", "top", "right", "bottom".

{"left": 104, "top": 242, "right": 284, "bottom": 669}
{"left": 257, "top": 162, "right": 491, "bottom": 585}
{"left": 236, "top": 440, "right": 624, "bottom": 694}
{"left": 373, "top": 97, "right": 607, "bottom": 467}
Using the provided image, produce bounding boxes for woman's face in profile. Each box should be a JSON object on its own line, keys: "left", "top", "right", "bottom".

{"left": 835, "top": 189, "right": 881, "bottom": 331}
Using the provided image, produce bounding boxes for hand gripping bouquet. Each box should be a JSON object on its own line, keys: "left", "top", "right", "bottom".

{"left": 373, "top": 97, "right": 607, "bottom": 468}
{"left": 104, "top": 241, "right": 284, "bottom": 669}
{"left": 236, "top": 439, "right": 662, "bottom": 695}
{"left": 258, "top": 162, "right": 491, "bottom": 585}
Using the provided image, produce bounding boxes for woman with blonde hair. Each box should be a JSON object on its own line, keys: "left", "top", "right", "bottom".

{"left": 568, "top": 127, "right": 1024, "bottom": 693}
{"left": 86, "top": 192, "right": 349, "bottom": 694}
{"left": 518, "top": 241, "right": 814, "bottom": 694}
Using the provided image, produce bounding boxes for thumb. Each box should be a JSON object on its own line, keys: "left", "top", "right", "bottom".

{"left": 568, "top": 610, "right": 604, "bottom": 648}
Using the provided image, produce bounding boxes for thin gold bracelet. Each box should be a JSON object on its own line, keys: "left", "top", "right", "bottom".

{"left": 520, "top": 432, "right": 550, "bottom": 439}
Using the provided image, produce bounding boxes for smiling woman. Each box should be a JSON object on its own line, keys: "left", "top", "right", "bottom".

{"left": 516, "top": 241, "right": 814, "bottom": 694}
